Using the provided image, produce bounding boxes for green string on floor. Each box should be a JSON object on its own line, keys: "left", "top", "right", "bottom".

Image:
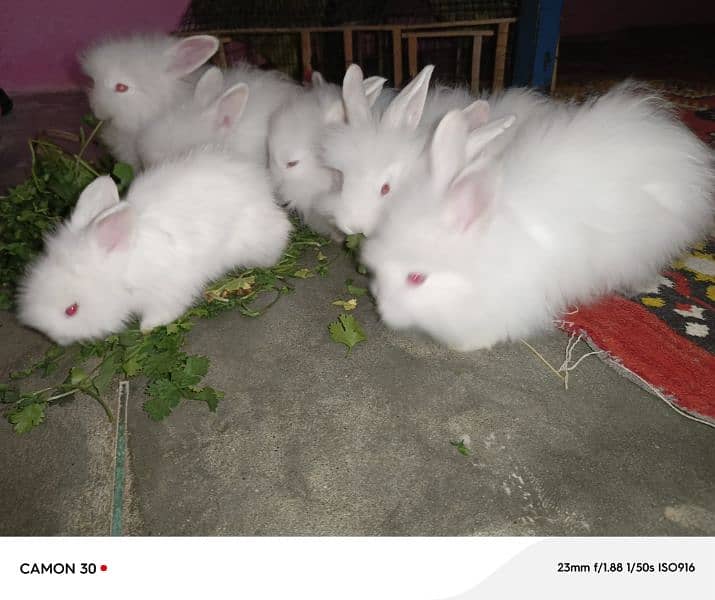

{"left": 110, "top": 381, "right": 129, "bottom": 536}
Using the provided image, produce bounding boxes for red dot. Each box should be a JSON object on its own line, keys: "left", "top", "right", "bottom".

{"left": 100, "top": 565, "right": 108, "bottom": 572}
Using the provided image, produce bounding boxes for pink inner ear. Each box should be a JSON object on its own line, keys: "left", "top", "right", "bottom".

{"left": 448, "top": 170, "right": 493, "bottom": 232}
{"left": 462, "top": 100, "right": 490, "bottom": 130}
{"left": 95, "top": 208, "right": 132, "bottom": 252}
{"left": 215, "top": 86, "right": 248, "bottom": 130}
{"left": 167, "top": 37, "right": 217, "bottom": 77}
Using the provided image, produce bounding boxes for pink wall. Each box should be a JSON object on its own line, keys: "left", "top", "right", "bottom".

{"left": 0, "top": 0, "right": 191, "bottom": 92}
{"left": 561, "top": 0, "right": 715, "bottom": 36}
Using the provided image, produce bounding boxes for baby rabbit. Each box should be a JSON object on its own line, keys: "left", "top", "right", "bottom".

{"left": 321, "top": 64, "right": 529, "bottom": 237}
{"left": 267, "top": 70, "right": 387, "bottom": 238}
{"left": 18, "top": 148, "right": 292, "bottom": 345}
{"left": 81, "top": 33, "right": 220, "bottom": 168}
{"left": 361, "top": 82, "right": 715, "bottom": 351}
{"left": 137, "top": 63, "right": 301, "bottom": 168}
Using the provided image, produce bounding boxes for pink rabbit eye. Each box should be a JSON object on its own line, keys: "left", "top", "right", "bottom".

{"left": 406, "top": 272, "right": 426, "bottom": 286}
{"left": 115, "top": 83, "right": 129, "bottom": 93}
{"left": 286, "top": 160, "right": 299, "bottom": 168}
{"left": 65, "top": 303, "right": 79, "bottom": 317}
{"left": 380, "top": 183, "right": 391, "bottom": 196}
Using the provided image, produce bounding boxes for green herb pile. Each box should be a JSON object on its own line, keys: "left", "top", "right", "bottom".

{"left": 0, "top": 123, "right": 364, "bottom": 433}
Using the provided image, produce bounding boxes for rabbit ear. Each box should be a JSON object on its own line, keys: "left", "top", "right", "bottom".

{"left": 71, "top": 176, "right": 120, "bottom": 231}
{"left": 323, "top": 98, "right": 346, "bottom": 124}
{"left": 362, "top": 76, "right": 387, "bottom": 108}
{"left": 462, "top": 99, "right": 490, "bottom": 129}
{"left": 165, "top": 35, "right": 220, "bottom": 78}
{"left": 342, "top": 64, "right": 371, "bottom": 125}
{"left": 212, "top": 83, "right": 249, "bottom": 130}
{"left": 430, "top": 110, "right": 468, "bottom": 191}
{"left": 93, "top": 205, "right": 133, "bottom": 252}
{"left": 311, "top": 71, "right": 326, "bottom": 87}
{"left": 465, "top": 114, "right": 516, "bottom": 161}
{"left": 444, "top": 165, "right": 496, "bottom": 233}
{"left": 380, "top": 64, "right": 434, "bottom": 131}
{"left": 194, "top": 67, "right": 224, "bottom": 107}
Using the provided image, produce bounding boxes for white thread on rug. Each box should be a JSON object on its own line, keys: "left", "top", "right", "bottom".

{"left": 522, "top": 327, "right": 715, "bottom": 428}
{"left": 553, "top": 306, "right": 580, "bottom": 331}
{"left": 557, "top": 332, "right": 605, "bottom": 390}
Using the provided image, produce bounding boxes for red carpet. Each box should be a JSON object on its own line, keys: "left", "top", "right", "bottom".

{"left": 560, "top": 89, "right": 715, "bottom": 424}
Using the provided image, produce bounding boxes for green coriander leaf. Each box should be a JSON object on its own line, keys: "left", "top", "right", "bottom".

{"left": 192, "top": 387, "right": 223, "bottom": 412}
{"left": 122, "top": 356, "right": 142, "bottom": 377}
{"left": 93, "top": 350, "right": 121, "bottom": 394}
{"left": 345, "top": 279, "right": 368, "bottom": 297}
{"left": 345, "top": 233, "right": 365, "bottom": 250}
{"left": 144, "top": 349, "right": 181, "bottom": 378}
{"left": 0, "top": 292, "right": 12, "bottom": 310}
{"left": 112, "top": 162, "right": 134, "bottom": 193}
{"left": 68, "top": 366, "right": 89, "bottom": 386}
{"left": 118, "top": 329, "right": 143, "bottom": 347}
{"left": 328, "top": 313, "right": 367, "bottom": 355}
{"left": 450, "top": 439, "right": 471, "bottom": 457}
{"left": 81, "top": 113, "right": 100, "bottom": 127}
{"left": 0, "top": 385, "right": 20, "bottom": 404}
{"left": 9, "top": 403, "right": 46, "bottom": 433}
{"left": 144, "top": 379, "right": 182, "bottom": 421}
{"left": 185, "top": 356, "right": 209, "bottom": 379}
{"left": 332, "top": 298, "right": 358, "bottom": 311}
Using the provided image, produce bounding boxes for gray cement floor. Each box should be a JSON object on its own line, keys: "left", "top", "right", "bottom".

{"left": 1, "top": 92, "right": 714, "bottom": 536}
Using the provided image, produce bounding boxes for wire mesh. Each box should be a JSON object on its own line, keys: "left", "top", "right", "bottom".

{"left": 179, "top": 1, "right": 519, "bottom": 89}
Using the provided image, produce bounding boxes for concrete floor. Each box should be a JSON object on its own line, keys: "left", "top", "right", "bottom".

{"left": 0, "top": 91, "right": 713, "bottom": 536}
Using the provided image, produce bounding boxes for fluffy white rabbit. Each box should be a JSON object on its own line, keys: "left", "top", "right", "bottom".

{"left": 361, "top": 82, "right": 715, "bottom": 351}
{"left": 322, "top": 64, "right": 526, "bottom": 237}
{"left": 267, "top": 70, "right": 387, "bottom": 238}
{"left": 18, "top": 148, "right": 292, "bottom": 345}
{"left": 81, "top": 34, "right": 220, "bottom": 168}
{"left": 137, "top": 63, "right": 300, "bottom": 168}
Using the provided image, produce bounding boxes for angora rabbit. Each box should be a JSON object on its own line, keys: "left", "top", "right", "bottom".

{"left": 267, "top": 70, "right": 387, "bottom": 238}
{"left": 361, "top": 82, "right": 715, "bottom": 351}
{"left": 137, "top": 63, "right": 301, "bottom": 168}
{"left": 18, "top": 148, "right": 292, "bottom": 345}
{"left": 81, "top": 34, "right": 220, "bottom": 168}
{"left": 321, "top": 64, "right": 539, "bottom": 237}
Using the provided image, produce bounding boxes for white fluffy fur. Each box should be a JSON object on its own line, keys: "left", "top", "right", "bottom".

{"left": 361, "top": 82, "right": 715, "bottom": 351}
{"left": 18, "top": 148, "right": 292, "bottom": 345}
{"left": 267, "top": 80, "right": 344, "bottom": 237}
{"left": 321, "top": 64, "right": 541, "bottom": 237}
{"left": 137, "top": 63, "right": 300, "bottom": 168}
{"left": 267, "top": 71, "right": 388, "bottom": 238}
{"left": 81, "top": 33, "right": 219, "bottom": 168}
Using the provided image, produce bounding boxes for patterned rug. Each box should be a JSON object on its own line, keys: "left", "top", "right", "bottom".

{"left": 559, "top": 85, "right": 715, "bottom": 425}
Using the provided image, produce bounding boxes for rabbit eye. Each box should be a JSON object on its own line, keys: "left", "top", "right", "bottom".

{"left": 115, "top": 83, "right": 129, "bottom": 93}
{"left": 65, "top": 303, "right": 79, "bottom": 317}
{"left": 380, "top": 183, "right": 391, "bottom": 196}
{"left": 406, "top": 272, "right": 426, "bottom": 286}
{"left": 286, "top": 160, "right": 299, "bottom": 168}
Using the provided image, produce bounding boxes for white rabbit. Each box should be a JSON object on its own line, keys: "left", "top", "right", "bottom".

{"left": 80, "top": 33, "right": 220, "bottom": 168}
{"left": 321, "top": 64, "right": 527, "bottom": 237}
{"left": 361, "top": 82, "right": 715, "bottom": 352}
{"left": 18, "top": 148, "right": 292, "bottom": 345}
{"left": 267, "top": 70, "right": 387, "bottom": 238}
{"left": 137, "top": 63, "right": 300, "bottom": 168}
